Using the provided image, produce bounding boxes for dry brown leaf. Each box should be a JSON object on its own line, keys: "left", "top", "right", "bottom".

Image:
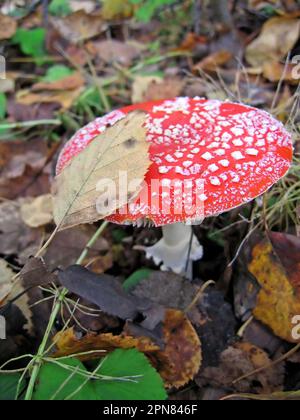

{"left": 249, "top": 232, "right": 300, "bottom": 343}
{"left": 0, "top": 138, "right": 53, "bottom": 200}
{"left": 90, "top": 40, "right": 140, "bottom": 66}
{"left": 16, "top": 87, "right": 83, "bottom": 110}
{"left": 0, "top": 13, "right": 17, "bottom": 40}
{"left": 143, "top": 78, "right": 185, "bottom": 103}
{"left": 32, "top": 72, "right": 85, "bottom": 92}
{"left": 131, "top": 75, "right": 163, "bottom": 104}
{"left": 52, "top": 111, "right": 150, "bottom": 230}
{"left": 43, "top": 225, "right": 109, "bottom": 269}
{"left": 0, "top": 200, "right": 41, "bottom": 260}
{"left": 155, "top": 309, "right": 202, "bottom": 389}
{"left": 20, "top": 194, "right": 53, "bottom": 228}
{"left": 198, "top": 342, "right": 284, "bottom": 394}
{"left": 54, "top": 328, "right": 160, "bottom": 360}
{"left": 53, "top": 308, "right": 201, "bottom": 389}
{"left": 263, "top": 61, "right": 299, "bottom": 84}
{"left": 245, "top": 16, "right": 300, "bottom": 67}
{"left": 194, "top": 50, "right": 233, "bottom": 72}
{"left": 0, "top": 259, "right": 14, "bottom": 305}
{"left": 51, "top": 10, "right": 106, "bottom": 43}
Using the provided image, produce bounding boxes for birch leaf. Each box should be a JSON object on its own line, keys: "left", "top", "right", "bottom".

{"left": 52, "top": 111, "right": 150, "bottom": 230}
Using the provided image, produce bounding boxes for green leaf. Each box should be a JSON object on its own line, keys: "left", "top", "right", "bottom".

{"left": 42, "top": 65, "right": 74, "bottom": 83}
{"left": 33, "top": 358, "right": 98, "bottom": 400}
{"left": 130, "top": 0, "right": 178, "bottom": 22}
{"left": 33, "top": 349, "right": 166, "bottom": 400}
{"left": 123, "top": 269, "right": 153, "bottom": 292}
{"left": 93, "top": 349, "right": 167, "bottom": 400}
{"left": 0, "top": 373, "right": 26, "bottom": 400}
{"left": 12, "top": 28, "right": 46, "bottom": 59}
{"left": 49, "top": 0, "right": 72, "bottom": 16}
{"left": 0, "top": 93, "right": 7, "bottom": 120}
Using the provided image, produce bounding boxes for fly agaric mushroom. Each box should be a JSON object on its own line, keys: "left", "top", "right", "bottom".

{"left": 56, "top": 97, "right": 293, "bottom": 276}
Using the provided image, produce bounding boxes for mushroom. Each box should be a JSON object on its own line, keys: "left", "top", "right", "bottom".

{"left": 56, "top": 97, "right": 293, "bottom": 277}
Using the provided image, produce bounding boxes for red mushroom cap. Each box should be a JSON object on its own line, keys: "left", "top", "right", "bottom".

{"left": 56, "top": 97, "right": 293, "bottom": 226}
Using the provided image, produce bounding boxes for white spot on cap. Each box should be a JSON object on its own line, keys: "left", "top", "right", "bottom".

{"left": 219, "top": 159, "right": 230, "bottom": 167}
{"left": 191, "top": 147, "right": 200, "bottom": 154}
{"left": 232, "top": 175, "right": 240, "bottom": 183}
{"left": 201, "top": 152, "right": 213, "bottom": 161}
{"left": 233, "top": 139, "right": 243, "bottom": 146}
{"left": 159, "top": 166, "right": 171, "bottom": 174}
{"left": 208, "top": 164, "right": 219, "bottom": 173}
{"left": 231, "top": 127, "right": 244, "bottom": 136}
{"left": 246, "top": 148, "right": 259, "bottom": 156}
{"left": 183, "top": 161, "right": 193, "bottom": 168}
{"left": 232, "top": 151, "right": 245, "bottom": 160}
{"left": 165, "top": 154, "right": 176, "bottom": 163}
{"left": 215, "top": 149, "right": 226, "bottom": 156}
{"left": 210, "top": 176, "right": 221, "bottom": 186}
{"left": 256, "top": 139, "right": 265, "bottom": 147}
{"left": 207, "top": 142, "right": 220, "bottom": 149}
{"left": 174, "top": 151, "right": 184, "bottom": 158}
{"left": 190, "top": 164, "right": 202, "bottom": 174}
{"left": 222, "top": 132, "right": 232, "bottom": 142}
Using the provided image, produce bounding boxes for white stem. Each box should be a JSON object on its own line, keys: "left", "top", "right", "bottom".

{"left": 145, "top": 222, "right": 203, "bottom": 278}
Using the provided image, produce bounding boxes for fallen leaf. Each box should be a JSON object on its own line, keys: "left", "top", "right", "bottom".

{"left": 245, "top": 16, "right": 300, "bottom": 67}
{"left": 20, "top": 194, "right": 53, "bottom": 228}
{"left": 90, "top": 40, "right": 140, "bottom": 66}
{"left": 0, "top": 139, "right": 53, "bottom": 199}
{"left": 0, "top": 13, "right": 17, "bottom": 40}
{"left": 132, "top": 271, "right": 197, "bottom": 310}
{"left": 131, "top": 75, "right": 163, "bottom": 104}
{"left": 0, "top": 259, "right": 14, "bottom": 304}
{"left": 58, "top": 265, "right": 165, "bottom": 329}
{"left": 43, "top": 225, "right": 110, "bottom": 269}
{"left": 101, "top": 0, "right": 134, "bottom": 20}
{"left": 53, "top": 309, "right": 201, "bottom": 389}
{"left": 132, "top": 272, "right": 236, "bottom": 368}
{"left": 197, "top": 342, "right": 284, "bottom": 394}
{"left": 7, "top": 99, "right": 60, "bottom": 122}
{"left": 52, "top": 111, "right": 150, "bottom": 230}
{"left": 249, "top": 232, "right": 300, "bottom": 343}
{"left": 19, "top": 257, "right": 56, "bottom": 289}
{"left": 194, "top": 50, "right": 233, "bottom": 72}
{"left": 143, "top": 78, "right": 185, "bottom": 103}
{"left": 263, "top": 61, "right": 299, "bottom": 84}
{"left": 175, "top": 32, "right": 208, "bottom": 52}
{"left": 16, "top": 87, "right": 84, "bottom": 110}
{"left": 155, "top": 309, "right": 202, "bottom": 389}
{"left": 51, "top": 10, "right": 106, "bottom": 43}
{"left": 54, "top": 328, "right": 160, "bottom": 360}
{"left": 0, "top": 200, "right": 41, "bottom": 258}
{"left": 32, "top": 72, "right": 85, "bottom": 91}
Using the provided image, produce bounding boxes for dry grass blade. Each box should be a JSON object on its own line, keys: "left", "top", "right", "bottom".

{"left": 52, "top": 111, "right": 150, "bottom": 230}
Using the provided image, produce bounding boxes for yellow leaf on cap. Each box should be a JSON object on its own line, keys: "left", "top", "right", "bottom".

{"left": 52, "top": 111, "right": 150, "bottom": 230}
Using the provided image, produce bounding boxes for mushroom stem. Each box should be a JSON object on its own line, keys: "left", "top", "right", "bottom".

{"left": 146, "top": 223, "right": 203, "bottom": 279}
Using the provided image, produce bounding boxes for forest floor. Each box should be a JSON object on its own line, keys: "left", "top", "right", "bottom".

{"left": 0, "top": 0, "right": 300, "bottom": 401}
